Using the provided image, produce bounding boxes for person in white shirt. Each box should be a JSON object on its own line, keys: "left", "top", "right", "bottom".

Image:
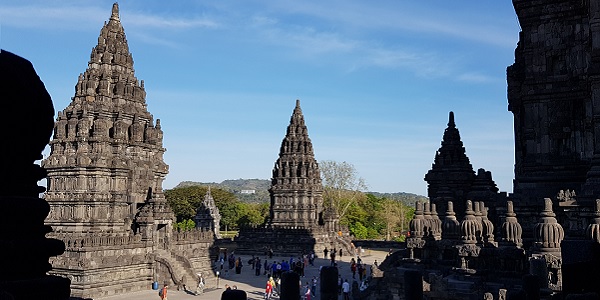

{"left": 342, "top": 279, "right": 350, "bottom": 300}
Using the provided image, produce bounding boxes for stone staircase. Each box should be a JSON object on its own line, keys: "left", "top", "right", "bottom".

{"left": 155, "top": 249, "right": 198, "bottom": 288}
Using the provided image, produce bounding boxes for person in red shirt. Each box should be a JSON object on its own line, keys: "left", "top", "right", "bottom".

{"left": 160, "top": 284, "right": 168, "bottom": 300}
{"left": 265, "top": 279, "right": 273, "bottom": 300}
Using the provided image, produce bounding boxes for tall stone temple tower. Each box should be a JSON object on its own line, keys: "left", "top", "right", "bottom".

{"left": 42, "top": 4, "right": 215, "bottom": 298}
{"left": 268, "top": 99, "right": 324, "bottom": 228}
{"left": 508, "top": 0, "right": 600, "bottom": 205}
{"left": 236, "top": 100, "right": 352, "bottom": 256}
{"left": 424, "top": 112, "right": 502, "bottom": 221}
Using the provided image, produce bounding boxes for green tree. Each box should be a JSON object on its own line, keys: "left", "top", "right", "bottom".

{"left": 320, "top": 160, "right": 368, "bottom": 220}
{"left": 165, "top": 186, "right": 237, "bottom": 227}
{"left": 174, "top": 219, "right": 196, "bottom": 231}
{"left": 349, "top": 221, "right": 368, "bottom": 239}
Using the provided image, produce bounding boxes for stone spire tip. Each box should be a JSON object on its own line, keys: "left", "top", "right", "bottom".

{"left": 448, "top": 111, "right": 455, "bottom": 128}
{"left": 111, "top": 3, "right": 120, "bottom": 21}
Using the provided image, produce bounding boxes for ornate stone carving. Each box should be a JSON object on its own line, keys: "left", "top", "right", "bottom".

{"left": 501, "top": 201, "right": 523, "bottom": 248}
{"left": 441, "top": 201, "right": 460, "bottom": 240}
{"left": 533, "top": 198, "right": 564, "bottom": 255}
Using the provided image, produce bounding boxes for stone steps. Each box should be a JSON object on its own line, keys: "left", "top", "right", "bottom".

{"left": 156, "top": 249, "right": 198, "bottom": 288}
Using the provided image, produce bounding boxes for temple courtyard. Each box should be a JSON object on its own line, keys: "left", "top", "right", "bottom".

{"left": 101, "top": 249, "right": 388, "bottom": 300}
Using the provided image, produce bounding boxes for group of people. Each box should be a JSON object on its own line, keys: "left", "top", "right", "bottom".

{"left": 212, "top": 247, "right": 379, "bottom": 300}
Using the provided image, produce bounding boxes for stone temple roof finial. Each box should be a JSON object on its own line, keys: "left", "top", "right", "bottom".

{"left": 448, "top": 111, "right": 455, "bottom": 128}
{"left": 111, "top": 3, "right": 120, "bottom": 21}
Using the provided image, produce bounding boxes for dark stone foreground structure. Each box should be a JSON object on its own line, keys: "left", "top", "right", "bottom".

{"left": 358, "top": 1, "right": 600, "bottom": 299}
{"left": 0, "top": 50, "right": 71, "bottom": 299}
{"left": 236, "top": 100, "right": 353, "bottom": 256}
{"left": 42, "top": 4, "right": 216, "bottom": 298}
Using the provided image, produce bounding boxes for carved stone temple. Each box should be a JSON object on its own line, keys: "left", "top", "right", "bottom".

{"left": 42, "top": 4, "right": 216, "bottom": 298}
{"left": 194, "top": 187, "right": 222, "bottom": 238}
{"left": 425, "top": 111, "right": 504, "bottom": 222}
{"left": 236, "top": 100, "right": 353, "bottom": 255}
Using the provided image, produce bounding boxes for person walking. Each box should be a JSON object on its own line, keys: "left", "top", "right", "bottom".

{"left": 195, "top": 273, "right": 205, "bottom": 295}
{"left": 304, "top": 282, "right": 311, "bottom": 300}
{"left": 159, "top": 284, "right": 168, "bottom": 300}
{"left": 264, "top": 278, "right": 273, "bottom": 300}
{"left": 342, "top": 279, "right": 350, "bottom": 300}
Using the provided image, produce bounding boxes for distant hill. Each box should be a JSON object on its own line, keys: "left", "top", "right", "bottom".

{"left": 173, "top": 179, "right": 427, "bottom": 205}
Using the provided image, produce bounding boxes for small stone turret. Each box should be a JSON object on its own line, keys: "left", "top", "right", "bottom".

{"left": 533, "top": 198, "right": 564, "bottom": 256}
{"left": 460, "top": 200, "right": 479, "bottom": 245}
{"left": 501, "top": 201, "right": 523, "bottom": 247}
{"left": 409, "top": 202, "right": 426, "bottom": 240}
{"left": 480, "top": 203, "right": 495, "bottom": 245}
{"left": 585, "top": 199, "right": 600, "bottom": 243}
{"left": 430, "top": 203, "right": 442, "bottom": 241}
{"left": 441, "top": 201, "right": 460, "bottom": 240}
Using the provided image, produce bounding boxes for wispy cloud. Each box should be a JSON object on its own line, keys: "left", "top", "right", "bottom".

{"left": 124, "top": 12, "right": 218, "bottom": 29}
{"left": 0, "top": 4, "right": 218, "bottom": 31}
{"left": 259, "top": 0, "right": 517, "bottom": 48}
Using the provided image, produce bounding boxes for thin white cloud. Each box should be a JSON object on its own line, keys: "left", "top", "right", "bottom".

{"left": 259, "top": 0, "right": 517, "bottom": 48}
{"left": 0, "top": 4, "right": 218, "bottom": 31}
{"left": 124, "top": 12, "right": 218, "bottom": 29}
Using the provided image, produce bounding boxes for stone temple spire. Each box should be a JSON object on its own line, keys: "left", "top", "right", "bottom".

{"left": 43, "top": 3, "right": 168, "bottom": 233}
{"left": 194, "top": 187, "right": 222, "bottom": 238}
{"left": 425, "top": 111, "right": 476, "bottom": 220}
{"left": 268, "top": 100, "right": 323, "bottom": 228}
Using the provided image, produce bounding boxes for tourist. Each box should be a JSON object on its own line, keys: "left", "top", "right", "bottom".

{"left": 361, "top": 266, "right": 367, "bottom": 281}
{"left": 339, "top": 248, "right": 343, "bottom": 260}
{"left": 304, "top": 282, "right": 312, "bottom": 300}
{"left": 265, "top": 278, "right": 273, "bottom": 300}
{"left": 330, "top": 249, "right": 336, "bottom": 266}
{"left": 195, "top": 273, "right": 205, "bottom": 295}
{"left": 255, "top": 257, "right": 262, "bottom": 276}
{"left": 311, "top": 276, "right": 317, "bottom": 296}
{"left": 357, "top": 264, "right": 364, "bottom": 281}
{"left": 351, "top": 261, "right": 357, "bottom": 279}
{"left": 264, "top": 259, "right": 269, "bottom": 275}
{"left": 323, "top": 247, "right": 328, "bottom": 259}
{"left": 342, "top": 279, "right": 350, "bottom": 300}
{"left": 235, "top": 257, "right": 243, "bottom": 274}
{"left": 159, "top": 284, "right": 168, "bottom": 300}
{"left": 269, "top": 276, "right": 278, "bottom": 296}
{"left": 337, "top": 275, "right": 342, "bottom": 295}
{"left": 224, "top": 284, "right": 231, "bottom": 291}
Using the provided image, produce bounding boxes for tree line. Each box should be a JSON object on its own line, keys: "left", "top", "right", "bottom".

{"left": 165, "top": 160, "right": 415, "bottom": 241}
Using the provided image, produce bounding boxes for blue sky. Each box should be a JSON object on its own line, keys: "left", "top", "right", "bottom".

{"left": 1, "top": 1, "right": 520, "bottom": 195}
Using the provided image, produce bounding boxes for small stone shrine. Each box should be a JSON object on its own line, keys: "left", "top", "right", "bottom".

{"left": 236, "top": 100, "right": 353, "bottom": 256}
{"left": 42, "top": 4, "right": 216, "bottom": 298}
{"left": 0, "top": 50, "right": 71, "bottom": 299}
{"left": 194, "top": 187, "right": 222, "bottom": 238}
